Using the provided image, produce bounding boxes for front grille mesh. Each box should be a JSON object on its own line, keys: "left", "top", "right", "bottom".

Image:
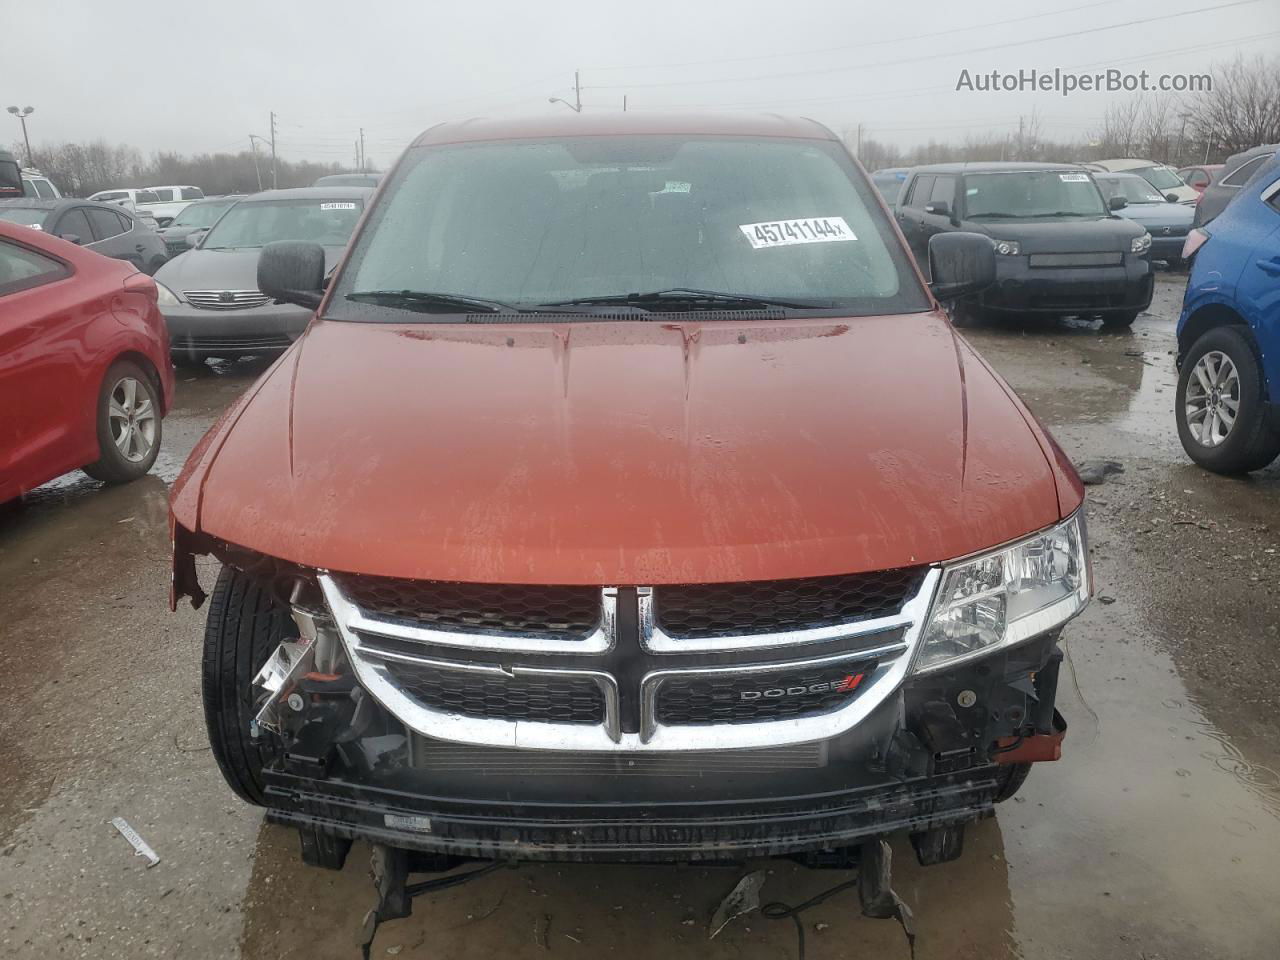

{"left": 340, "top": 575, "right": 599, "bottom": 636}
{"left": 384, "top": 663, "right": 605, "bottom": 724}
{"left": 654, "top": 567, "right": 925, "bottom": 639}
{"left": 655, "top": 664, "right": 870, "bottom": 726}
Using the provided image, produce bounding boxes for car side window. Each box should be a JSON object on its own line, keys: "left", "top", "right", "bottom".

{"left": 94, "top": 191, "right": 126, "bottom": 202}
{"left": 54, "top": 208, "right": 95, "bottom": 244}
{"left": 905, "top": 175, "right": 935, "bottom": 209}
{"left": 1223, "top": 156, "right": 1268, "bottom": 187}
{"left": 151, "top": 188, "right": 174, "bottom": 202}
{"left": 86, "top": 206, "right": 127, "bottom": 241}
{"left": 33, "top": 179, "right": 56, "bottom": 198}
{"left": 115, "top": 210, "right": 134, "bottom": 233}
{"left": 180, "top": 187, "right": 204, "bottom": 200}
{"left": 0, "top": 238, "right": 68, "bottom": 296}
{"left": 929, "top": 176, "right": 955, "bottom": 207}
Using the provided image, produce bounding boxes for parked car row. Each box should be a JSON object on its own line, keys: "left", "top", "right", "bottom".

{"left": 0, "top": 197, "right": 170, "bottom": 274}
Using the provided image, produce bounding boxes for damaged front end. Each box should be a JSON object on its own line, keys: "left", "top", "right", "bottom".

{"left": 176, "top": 511, "right": 1088, "bottom": 871}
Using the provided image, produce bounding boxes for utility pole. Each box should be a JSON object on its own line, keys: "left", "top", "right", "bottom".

{"left": 855, "top": 122, "right": 863, "bottom": 158}
{"left": 574, "top": 69, "right": 582, "bottom": 113}
{"left": 359, "top": 128, "right": 366, "bottom": 173}
{"left": 248, "top": 136, "right": 263, "bottom": 191}
{"left": 269, "top": 111, "right": 278, "bottom": 189}
{"left": 623, "top": 95, "right": 627, "bottom": 112}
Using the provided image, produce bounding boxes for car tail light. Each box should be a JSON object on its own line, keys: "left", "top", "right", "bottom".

{"left": 123, "top": 273, "right": 159, "bottom": 302}
{"left": 1182, "top": 228, "right": 1210, "bottom": 261}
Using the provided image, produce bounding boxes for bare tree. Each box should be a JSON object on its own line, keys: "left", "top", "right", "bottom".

{"left": 1187, "top": 54, "right": 1280, "bottom": 159}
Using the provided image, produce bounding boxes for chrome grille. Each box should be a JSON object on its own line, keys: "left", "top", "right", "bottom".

{"left": 319, "top": 568, "right": 937, "bottom": 753}
{"left": 183, "top": 289, "right": 272, "bottom": 310}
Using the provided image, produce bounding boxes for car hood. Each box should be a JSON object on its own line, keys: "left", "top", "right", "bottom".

{"left": 1117, "top": 202, "right": 1195, "bottom": 228}
{"left": 172, "top": 313, "right": 1080, "bottom": 585}
{"left": 973, "top": 217, "right": 1144, "bottom": 253}
{"left": 154, "top": 245, "right": 345, "bottom": 292}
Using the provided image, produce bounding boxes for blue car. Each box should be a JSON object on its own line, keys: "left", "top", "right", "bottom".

{"left": 1094, "top": 172, "right": 1194, "bottom": 265}
{"left": 1175, "top": 154, "right": 1280, "bottom": 473}
{"left": 870, "top": 167, "right": 911, "bottom": 207}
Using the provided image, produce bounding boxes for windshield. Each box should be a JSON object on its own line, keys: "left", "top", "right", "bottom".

{"left": 1133, "top": 165, "right": 1184, "bottom": 190}
{"left": 872, "top": 174, "right": 904, "bottom": 204}
{"left": 1097, "top": 177, "right": 1165, "bottom": 204}
{"left": 170, "top": 201, "right": 234, "bottom": 229}
{"left": 963, "top": 170, "right": 1107, "bottom": 219}
{"left": 332, "top": 136, "right": 926, "bottom": 319}
{"left": 0, "top": 206, "right": 49, "bottom": 228}
{"left": 202, "top": 198, "right": 364, "bottom": 249}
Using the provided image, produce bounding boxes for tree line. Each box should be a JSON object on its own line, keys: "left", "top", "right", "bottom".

{"left": 8, "top": 140, "right": 371, "bottom": 198}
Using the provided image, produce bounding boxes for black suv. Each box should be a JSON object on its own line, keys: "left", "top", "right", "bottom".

{"left": 896, "top": 162, "right": 1153, "bottom": 327}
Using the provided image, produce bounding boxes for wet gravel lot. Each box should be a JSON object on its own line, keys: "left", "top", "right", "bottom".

{"left": 3, "top": 270, "right": 1279, "bottom": 959}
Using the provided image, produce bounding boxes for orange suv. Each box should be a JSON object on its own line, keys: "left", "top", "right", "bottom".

{"left": 172, "top": 113, "right": 1089, "bottom": 911}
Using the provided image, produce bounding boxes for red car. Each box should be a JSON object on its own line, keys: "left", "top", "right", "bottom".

{"left": 172, "top": 114, "right": 1089, "bottom": 933}
{"left": 0, "top": 220, "right": 174, "bottom": 503}
{"left": 1177, "top": 164, "right": 1223, "bottom": 195}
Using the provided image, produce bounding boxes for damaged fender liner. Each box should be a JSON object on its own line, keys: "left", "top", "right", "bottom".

{"left": 262, "top": 767, "right": 1002, "bottom": 862}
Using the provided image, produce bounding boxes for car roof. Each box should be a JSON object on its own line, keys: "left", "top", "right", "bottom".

{"left": 0, "top": 198, "right": 105, "bottom": 211}
{"left": 238, "top": 186, "right": 374, "bottom": 202}
{"left": 1093, "top": 171, "right": 1148, "bottom": 180}
{"left": 1095, "top": 159, "right": 1157, "bottom": 169}
{"left": 908, "top": 161, "right": 1088, "bottom": 174}
{"left": 411, "top": 112, "right": 836, "bottom": 148}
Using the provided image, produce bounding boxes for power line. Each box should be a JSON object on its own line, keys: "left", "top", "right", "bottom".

{"left": 639, "top": 28, "right": 1280, "bottom": 112}
{"left": 583, "top": 0, "right": 1121, "bottom": 73}
{"left": 589, "top": 0, "right": 1263, "bottom": 90}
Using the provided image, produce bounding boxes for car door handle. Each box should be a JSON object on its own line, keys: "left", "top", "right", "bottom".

{"left": 136, "top": 244, "right": 146, "bottom": 252}
{"left": 1257, "top": 257, "right": 1280, "bottom": 276}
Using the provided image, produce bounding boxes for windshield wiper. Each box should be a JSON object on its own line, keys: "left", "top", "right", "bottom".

{"left": 346, "top": 290, "right": 521, "bottom": 314}
{"left": 540, "top": 287, "right": 825, "bottom": 311}
{"left": 968, "top": 212, "right": 1022, "bottom": 219}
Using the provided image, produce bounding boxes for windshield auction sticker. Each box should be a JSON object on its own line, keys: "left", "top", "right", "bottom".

{"left": 740, "top": 216, "right": 856, "bottom": 249}
{"left": 1058, "top": 173, "right": 1090, "bottom": 182}
{"left": 320, "top": 202, "right": 358, "bottom": 210}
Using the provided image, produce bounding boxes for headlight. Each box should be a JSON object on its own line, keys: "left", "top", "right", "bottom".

{"left": 1131, "top": 233, "right": 1152, "bottom": 254}
{"left": 155, "top": 282, "right": 182, "bottom": 307}
{"left": 913, "top": 512, "right": 1090, "bottom": 675}
{"left": 994, "top": 240, "right": 1020, "bottom": 256}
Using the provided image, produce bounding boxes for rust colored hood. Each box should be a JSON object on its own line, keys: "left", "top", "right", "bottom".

{"left": 172, "top": 313, "right": 1078, "bottom": 585}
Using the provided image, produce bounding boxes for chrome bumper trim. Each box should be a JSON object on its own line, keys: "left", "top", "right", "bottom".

{"left": 319, "top": 568, "right": 940, "bottom": 753}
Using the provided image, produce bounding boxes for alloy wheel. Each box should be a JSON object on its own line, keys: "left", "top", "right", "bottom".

{"left": 1184, "top": 350, "right": 1239, "bottom": 448}
{"left": 107, "top": 376, "right": 158, "bottom": 463}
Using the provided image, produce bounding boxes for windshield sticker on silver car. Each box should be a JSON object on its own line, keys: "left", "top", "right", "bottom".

{"left": 739, "top": 216, "right": 856, "bottom": 249}
{"left": 320, "top": 202, "right": 358, "bottom": 210}
{"left": 1058, "top": 173, "right": 1090, "bottom": 182}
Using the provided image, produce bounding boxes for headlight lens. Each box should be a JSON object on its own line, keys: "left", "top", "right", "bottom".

{"left": 994, "top": 240, "right": 1020, "bottom": 256}
{"left": 1131, "top": 233, "right": 1152, "bottom": 254}
{"left": 914, "top": 512, "right": 1090, "bottom": 674}
{"left": 155, "top": 282, "right": 182, "bottom": 307}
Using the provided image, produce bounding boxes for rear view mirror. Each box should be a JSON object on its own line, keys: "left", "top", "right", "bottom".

{"left": 924, "top": 200, "right": 951, "bottom": 218}
{"left": 1109, "top": 196, "right": 1128, "bottom": 211}
{"left": 928, "top": 232, "right": 995, "bottom": 303}
{"left": 1165, "top": 193, "right": 1180, "bottom": 203}
{"left": 258, "top": 241, "right": 326, "bottom": 310}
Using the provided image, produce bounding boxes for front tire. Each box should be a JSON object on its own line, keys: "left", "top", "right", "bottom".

{"left": 82, "top": 361, "right": 162, "bottom": 484}
{"left": 202, "top": 566, "right": 293, "bottom": 806}
{"left": 1176, "top": 325, "right": 1280, "bottom": 474}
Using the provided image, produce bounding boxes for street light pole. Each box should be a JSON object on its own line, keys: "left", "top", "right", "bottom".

{"left": 6, "top": 106, "right": 34, "bottom": 167}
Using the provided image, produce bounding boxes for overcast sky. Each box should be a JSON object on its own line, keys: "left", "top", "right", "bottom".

{"left": 2, "top": 0, "right": 1277, "bottom": 167}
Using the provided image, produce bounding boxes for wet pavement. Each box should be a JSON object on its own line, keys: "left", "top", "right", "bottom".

{"left": 3, "top": 272, "right": 1279, "bottom": 959}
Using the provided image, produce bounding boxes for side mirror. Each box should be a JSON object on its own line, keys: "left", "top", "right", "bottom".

{"left": 58, "top": 233, "right": 83, "bottom": 245}
{"left": 1165, "top": 193, "right": 1180, "bottom": 203}
{"left": 924, "top": 200, "right": 951, "bottom": 218}
{"left": 1109, "top": 196, "right": 1128, "bottom": 211}
{"left": 258, "top": 240, "right": 326, "bottom": 310}
{"left": 185, "top": 229, "right": 208, "bottom": 249}
{"left": 928, "top": 232, "right": 996, "bottom": 302}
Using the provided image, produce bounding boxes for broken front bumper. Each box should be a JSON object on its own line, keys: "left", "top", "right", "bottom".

{"left": 257, "top": 633, "right": 1066, "bottom": 863}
